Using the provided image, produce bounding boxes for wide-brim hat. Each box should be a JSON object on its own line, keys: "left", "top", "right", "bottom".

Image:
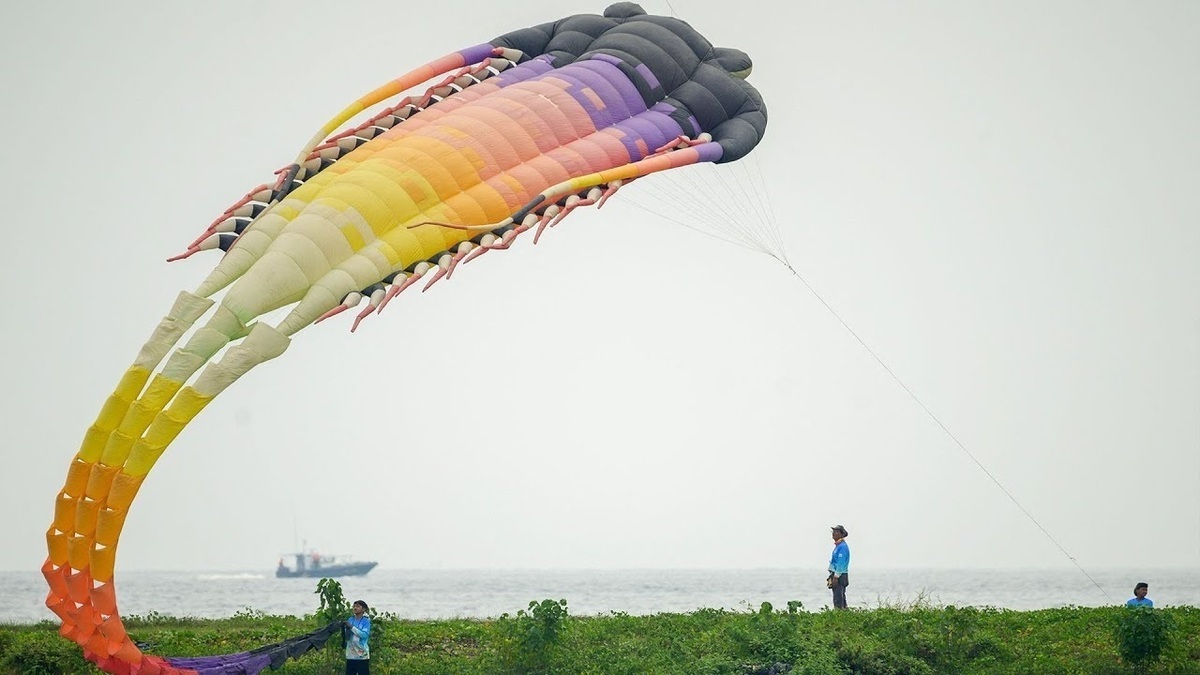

{"left": 831, "top": 525, "right": 848, "bottom": 537}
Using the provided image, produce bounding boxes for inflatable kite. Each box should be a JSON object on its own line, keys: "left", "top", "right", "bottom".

{"left": 43, "top": 4, "right": 767, "bottom": 673}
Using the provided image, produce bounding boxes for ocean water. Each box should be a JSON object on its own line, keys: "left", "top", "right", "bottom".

{"left": 4, "top": 567, "right": 1198, "bottom": 624}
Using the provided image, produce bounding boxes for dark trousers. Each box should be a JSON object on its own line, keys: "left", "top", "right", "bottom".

{"left": 831, "top": 573, "right": 848, "bottom": 609}
{"left": 346, "top": 659, "right": 370, "bottom": 675}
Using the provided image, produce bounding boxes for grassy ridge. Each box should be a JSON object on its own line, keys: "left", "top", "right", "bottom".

{"left": 3, "top": 602, "right": 1199, "bottom": 674}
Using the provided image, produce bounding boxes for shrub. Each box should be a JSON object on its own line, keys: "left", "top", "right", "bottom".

{"left": 314, "top": 577, "right": 351, "bottom": 626}
{"left": 496, "top": 599, "right": 570, "bottom": 674}
{"left": 729, "top": 602, "right": 844, "bottom": 675}
{"left": 1113, "top": 607, "right": 1176, "bottom": 672}
{"left": 833, "top": 638, "right": 933, "bottom": 675}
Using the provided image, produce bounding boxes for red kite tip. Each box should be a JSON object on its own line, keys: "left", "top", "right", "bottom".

{"left": 166, "top": 248, "right": 197, "bottom": 263}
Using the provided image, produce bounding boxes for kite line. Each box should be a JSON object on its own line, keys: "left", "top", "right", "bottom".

{"left": 626, "top": 154, "right": 1114, "bottom": 602}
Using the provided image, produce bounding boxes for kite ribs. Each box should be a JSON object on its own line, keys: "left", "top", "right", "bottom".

{"left": 376, "top": 265, "right": 428, "bottom": 315}
{"left": 166, "top": 233, "right": 238, "bottom": 263}
{"left": 652, "top": 132, "right": 713, "bottom": 156}
{"left": 174, "top": 55, "right": 522, "bottom": 266}
{"left": 533, "top": 182, "right": 624, "bottom": 243}
{"left": 349, "top": 284, "right": 387, "bottom": 333}
{"left": 314, "top": 291, "right": 363, "bottom": 324}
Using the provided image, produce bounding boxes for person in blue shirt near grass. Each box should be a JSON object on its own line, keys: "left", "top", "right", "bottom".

{"left": 828, "top": 525, "right": 850, "bottom": 610}
{"left": 1126, "top": 582, "right": 1154, "bottom": 608}
{"left": 344, "top": 599, "right": 371, "bottom": 675}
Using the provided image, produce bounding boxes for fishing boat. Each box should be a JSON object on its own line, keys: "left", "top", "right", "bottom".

{"left": 275, "top": 551, "right": 378, "bottom": 578}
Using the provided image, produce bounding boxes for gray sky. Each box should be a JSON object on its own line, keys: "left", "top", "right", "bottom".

{"left": 1, "top": 1, "right": 1196, "bottom": 577}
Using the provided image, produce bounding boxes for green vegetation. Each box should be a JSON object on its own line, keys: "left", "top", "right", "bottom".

{"left": 1114, "top": 606, "right": 1179, "bottom": 673}
{"left": 3, "top": 590, "right": 1199, "bottom": 674}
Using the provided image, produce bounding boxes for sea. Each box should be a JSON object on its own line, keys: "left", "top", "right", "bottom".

{"left": 3, "top": 568, "right": 1198, "bottom": 624}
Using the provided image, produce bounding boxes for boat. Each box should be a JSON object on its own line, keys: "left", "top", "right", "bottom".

{"left": 275, "top": 551, "right": 378, "bottom": 578}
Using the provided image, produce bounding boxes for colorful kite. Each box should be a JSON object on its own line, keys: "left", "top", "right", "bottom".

{"left": 43, "top": 3, "right": 766, "bottom": 673}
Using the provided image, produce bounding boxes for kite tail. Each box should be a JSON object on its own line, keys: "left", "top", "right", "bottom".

{"left": 160, "top": 622, "right": 343, "bottom": 675}
{"left": 44, "top": 291, "right": 290, "bottom": 675}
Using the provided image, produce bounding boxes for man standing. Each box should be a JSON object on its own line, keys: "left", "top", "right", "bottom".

{"left": 828, "top": 525, "right": 850, "bottom": 610}
{"left": 1126, "top": 582, "right": 1154, "bottom": 608}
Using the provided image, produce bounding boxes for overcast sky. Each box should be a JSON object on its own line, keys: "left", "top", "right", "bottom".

{"left": 1, "top": 1, "right": 1196, "bottom": 579}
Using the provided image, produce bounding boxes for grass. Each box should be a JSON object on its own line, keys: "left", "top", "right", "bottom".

{"left": 3, "top": 597, "right": 1199, "bottom": 674}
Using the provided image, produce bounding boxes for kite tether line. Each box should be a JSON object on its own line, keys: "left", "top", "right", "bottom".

{"left": 778, "top": 261, "right": 1113, "bottom": 602}
{"left": 624, "top": 152, "right": 1114, "bottom": 603}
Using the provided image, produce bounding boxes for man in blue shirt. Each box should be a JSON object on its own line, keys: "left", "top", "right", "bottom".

{"left": 828, "top": 525, "right": 850, "bottom": 609}
{"left": 1126, "top": 582, "right": 1154, "bottom": 608}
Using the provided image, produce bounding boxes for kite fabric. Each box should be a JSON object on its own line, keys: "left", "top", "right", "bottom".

{"left": 160, "top": 623, "right": 342, "bottom": 674}
{"left": 44, "top": 4, "right": 766, "bottom": 673}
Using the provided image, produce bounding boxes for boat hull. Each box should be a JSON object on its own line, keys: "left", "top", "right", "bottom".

{"left": 275, "top": 561, "right": 378, "bottom": 578}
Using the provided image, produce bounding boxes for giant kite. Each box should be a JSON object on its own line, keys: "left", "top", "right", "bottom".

{"left": 43, "top": 4, "right": 767, "bottom": 673}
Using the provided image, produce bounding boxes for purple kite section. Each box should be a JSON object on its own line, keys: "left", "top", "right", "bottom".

{"left": 167, "top": 652, "right": 272, "bottom": 675}
{"left": 484, "top": 53, "right": 703, "bottom": 165}
{"left": 164, "top": 622, "right": 341, "bottom": 674}
{"left": 458, "top": 43, "right": 497, "bottom": 66}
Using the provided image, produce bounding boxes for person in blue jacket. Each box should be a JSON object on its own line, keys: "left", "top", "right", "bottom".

{"left": 1126, "top": 582, "right": 1154, "bottom": 608}
{"left": 344, "top": 599, "right": 371, "bottom": 674}
{"left": 828, "top": 525, "right": 851, "bottom": 609}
